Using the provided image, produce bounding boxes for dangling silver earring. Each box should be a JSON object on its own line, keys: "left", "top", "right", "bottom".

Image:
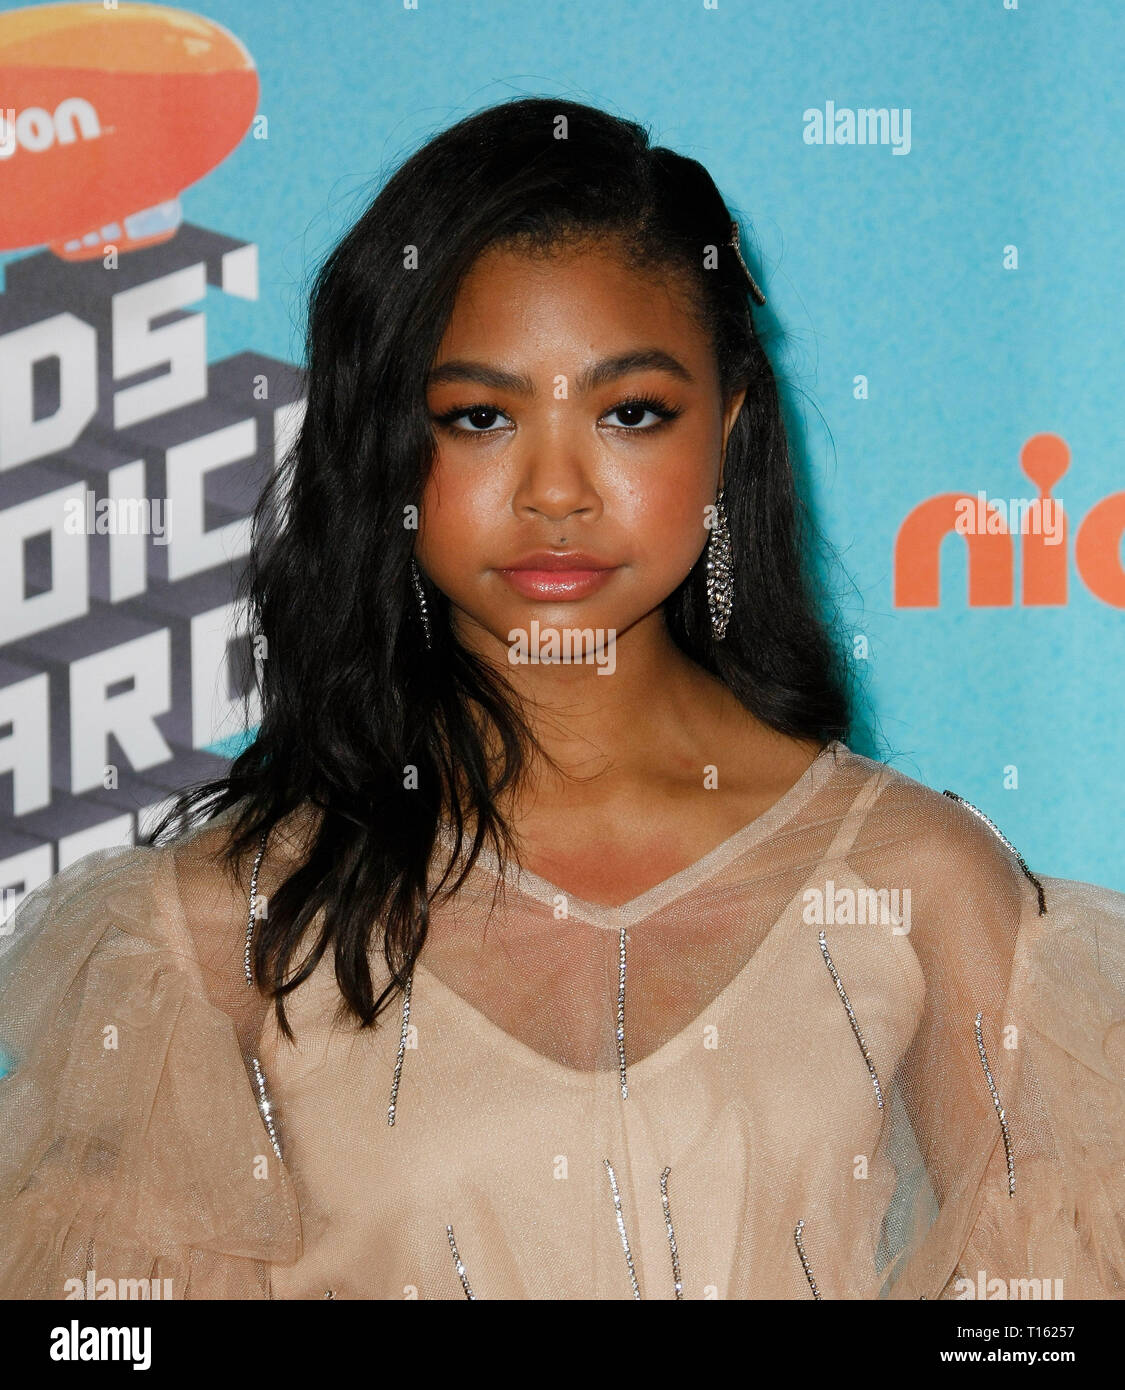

{"left": 410, "top": 557, "right": 432, "bottom": 648}
{"left": 706, "top": 489, "right": 734, "bottom": 641}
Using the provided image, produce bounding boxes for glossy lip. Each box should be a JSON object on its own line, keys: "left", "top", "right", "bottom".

{"left": 501, "top": 550, "right": 616, "bottom": 571}
{"left": 496, "top": 551, "right": 619, "bottom": 601}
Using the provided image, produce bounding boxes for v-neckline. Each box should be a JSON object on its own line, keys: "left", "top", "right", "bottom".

{"left": 435, "top": 739, "right": 848, "bottom": 931}
{"left": 412, "top": 895, "right": 798, "bottom": 1086}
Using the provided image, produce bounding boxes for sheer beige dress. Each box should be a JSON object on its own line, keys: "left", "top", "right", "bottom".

{"left": 0, "top": 742, "right": 1122, "bottom": 1299}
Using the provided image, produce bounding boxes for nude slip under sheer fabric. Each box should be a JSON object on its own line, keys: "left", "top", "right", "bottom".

{"left": 0, "top": 741, "right": 1122, "bottom": 1300}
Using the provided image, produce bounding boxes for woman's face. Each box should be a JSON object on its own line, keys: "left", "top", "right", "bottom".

{"left": 416, "top": 239, "right": 746, "bottom": 662}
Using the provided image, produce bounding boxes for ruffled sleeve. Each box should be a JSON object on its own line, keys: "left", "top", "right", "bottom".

{"left": 940, "top": 875, "right": 1125, "bottom": 1299}
{"left": 0, "top": 844, "right": 301, "bottom": 1300}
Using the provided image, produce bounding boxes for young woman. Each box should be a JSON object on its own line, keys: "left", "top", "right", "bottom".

{"left": 1, "top": 98, "right": 1121, "bottom": 1302}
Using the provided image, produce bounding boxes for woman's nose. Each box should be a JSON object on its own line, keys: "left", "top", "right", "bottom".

{"left": 510, "top": 431, "right": 603, "bottom": 525}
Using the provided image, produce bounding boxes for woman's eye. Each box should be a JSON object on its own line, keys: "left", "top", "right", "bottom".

{"left": 603, "top": 400, "right": 673, "bottom": 430}
{"left": 439, "top": 406, "right": 511, "bottom": 434}
{"left": 433, "top": 396, "right": 680, "bottom": 438}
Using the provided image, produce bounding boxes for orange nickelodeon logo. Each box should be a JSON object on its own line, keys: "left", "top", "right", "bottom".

{"left": 894, "top": 433, "right": 1125, "bottom": 609}
{"left": 0, "top": 2, "right": 258, "bottom": 259}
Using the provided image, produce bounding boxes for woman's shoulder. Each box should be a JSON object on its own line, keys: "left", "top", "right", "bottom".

{"left": 165, "top": 798, "right": 321, "bottom": 940}
{"left": 0, "top": 816, "right": 237, "bottom": 978}
{"left": 836, "top": 744, "right": 1031, "bottom": 861}
{"left": 163, "top": 801, "right": 320, "bottom": 1034}
{"left": 0, "top": 800, "right": 319, "bottom": 1049}
{"left": 1, "top": 839, "right": 174, "bottom": 982}
{"left": 833, "top": 742, "right": 1125, "bottom": 932}
{"left": 827, "top": 745, "right": 1057, "bottom": 945}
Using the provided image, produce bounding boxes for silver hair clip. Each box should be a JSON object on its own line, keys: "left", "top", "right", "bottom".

{"left": 730, "top": 219, "right": 767, "bottom": 306}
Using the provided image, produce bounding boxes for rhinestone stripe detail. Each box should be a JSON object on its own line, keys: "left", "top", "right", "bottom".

{"left": 251, "top": 1055, "right": 282, "bottom": 1161}
{"left": 660, "top": 1166, "right": 683, "bottom": 1299}
{"left": 604, "top": 1159, "right": 641, "bottom": 1299}
{"left": 446, "top": 1224, "right": 475, "bottom": 1299}
{"left": 818, "top": 930, "right": 884, "bottom": 1109}
{"left": 387, "top": 971, "right": 413, "bottom": 1126}
{"left": 794, "top": 1219, "right": 822, "bottom": 1299}
{"left": 975, "top": 1011, "right": 1016, "bottom": 1197}
{"left": 616, "top": 927, "right": 628, "bottom": 1099}
{"left": 942, "top": 791, "right": 1047, "bottom": 915}
{"left": 243, "top": 828, "right": 270, "bottom": 986}
{"left": 448, "top": 1164, "right": 684, "bottom": 1301}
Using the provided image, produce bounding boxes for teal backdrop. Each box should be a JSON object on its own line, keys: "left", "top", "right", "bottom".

{"left": 0, "top": 0, "right": 1121, "bottom": 892}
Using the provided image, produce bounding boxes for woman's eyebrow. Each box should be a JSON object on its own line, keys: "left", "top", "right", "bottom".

{"left": 426, "top": 348, "right": 695, "bottom": 395}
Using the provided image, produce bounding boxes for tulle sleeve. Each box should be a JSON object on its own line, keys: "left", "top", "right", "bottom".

{"left": 838, "top": 773, "right": 1125, "bottom": 1301}
{"left": 938, "top": 875, "right": 1125, "bottom": 1299}
{"left": 0, "top": 843, "right": 300, "bottom": 1300}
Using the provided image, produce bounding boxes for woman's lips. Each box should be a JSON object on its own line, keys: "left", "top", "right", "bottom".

{"left": 497, "top": 567, "right": 618, "bottom": 600}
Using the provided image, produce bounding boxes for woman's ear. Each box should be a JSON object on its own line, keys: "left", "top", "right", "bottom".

{"left": 719, "top": 386, "right": 747, "bottom": 490}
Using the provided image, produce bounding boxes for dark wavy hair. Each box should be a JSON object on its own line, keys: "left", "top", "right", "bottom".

{"left": 145, "top": 96, "right": 852, "bottom": 1040}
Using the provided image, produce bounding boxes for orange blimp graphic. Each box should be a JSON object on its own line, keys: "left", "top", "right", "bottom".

{"left": 0, "top": 2, "right": 258, "bottom": 259}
